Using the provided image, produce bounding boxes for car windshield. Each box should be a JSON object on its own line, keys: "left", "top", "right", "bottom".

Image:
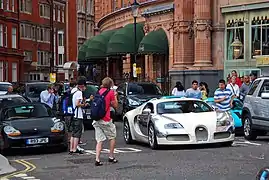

{"left": 207, "top": 99, "right": 243, "bottom": 110}
{"left": 0, "top": 84, "right": 11, "bottom": 91}
{"left": 0, "top": 97, "right": 28, "bottom": 107}
{"left": 127, "top": 83, "right": 162, "bottom": 95}
{"left": 26, "top": 84, "right": 49, "bottom": 98}
{"left": 157, "top": 100, "right": 213, "bottom": 114}
{"left": 3, "top": 104, "right": 53, "bottom": 120}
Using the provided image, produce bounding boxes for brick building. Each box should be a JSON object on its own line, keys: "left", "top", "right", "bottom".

{"left": 0, "top": 0, "right": 24, "bottom": 82}
{"left": 78, "top": 0, "right": 269, "bottom": 93}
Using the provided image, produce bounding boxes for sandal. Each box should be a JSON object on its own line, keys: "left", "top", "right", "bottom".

{"left": 108, "top": 157, "right": 118, "bottom": 163}
{"left": 95, "top": 161, "right": 103, "bottom": 166}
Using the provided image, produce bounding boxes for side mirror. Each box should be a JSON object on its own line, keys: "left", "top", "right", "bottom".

{"left": 142, "top": 108, "right": 151, "bottom": 115}
{"left": 261, "top": 92, "right": 269, "bottom": 99}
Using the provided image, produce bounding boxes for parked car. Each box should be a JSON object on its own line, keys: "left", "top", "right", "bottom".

{"left": 242, "top": 77, "right": 269, "bottom": 140}
{"left": 123, "top": 98, "right": 235, "bottom": 149}
{"left": 116, "top": 82, "right": 163, "bottom": 118}
{"left": 24, "top": 82, "right": 50, "bottom": 102}
{"left": 0, "top": 94, "right": 30, "bottom": 108}
{"left": 204, "top": 97, "right": 243, "bottom": 129}
{"left": 0, "top": 82, "right": 12, "bottom": 95}
{"left": 0, "top": 103, "right": 68, "bottom": 153}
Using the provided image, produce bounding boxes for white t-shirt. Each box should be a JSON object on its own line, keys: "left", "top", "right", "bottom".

{"left": 71, "top": 87, "right": 84, "bottom": 119}
{"left": 171, "top": 88, "right": 185, "bottom": 97}
{"left": 226, "top": 83, "right": 240, "bottom": 97}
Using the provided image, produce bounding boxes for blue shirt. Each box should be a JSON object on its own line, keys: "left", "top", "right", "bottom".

{"left": 214, "top": 88, "right": 232, "bottom": 111}
{"left": 40, "top": 90, "right": 55, "bottom": 108}
{"left": 185, "top": 88, "right": 202, "bottom": 99}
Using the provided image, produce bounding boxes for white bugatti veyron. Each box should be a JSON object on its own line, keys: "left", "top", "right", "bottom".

{"left": 123, "top": 98, "right": 235, "bottom": 149}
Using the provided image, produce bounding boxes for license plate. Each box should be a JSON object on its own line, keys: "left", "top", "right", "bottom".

{"left": 26, "top": 138, "right": 49, "bottom": 145}
{"left": 87, "top": 115, "right": 91, "bottom": 119}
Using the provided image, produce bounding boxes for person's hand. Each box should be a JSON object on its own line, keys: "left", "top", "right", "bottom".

{"left": 222, "top": 96, "right": 227, "bottom": 101}
{"left": 230, "top": 102, "right": 233, "bottom": 108}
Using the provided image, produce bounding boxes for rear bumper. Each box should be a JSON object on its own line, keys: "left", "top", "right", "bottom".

{"left": 4, "top": 133, "right": 68, "bottom": 149}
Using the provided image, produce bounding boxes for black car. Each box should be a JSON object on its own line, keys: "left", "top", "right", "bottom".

{"left": 24, "top": 82, "right": 50, "bottom": 102}
{"left": 0, "top": 94, "right": 31, "bottom": 108}
{"left": 0, "top": 103, "right": 68, "bottom": 153}
{"left": 116, "top": 82, "right": 163, "bottom": 118}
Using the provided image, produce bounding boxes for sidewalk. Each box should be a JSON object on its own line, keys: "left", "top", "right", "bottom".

{"left": 0, "top": 154, "right": 16, "bottom": 176}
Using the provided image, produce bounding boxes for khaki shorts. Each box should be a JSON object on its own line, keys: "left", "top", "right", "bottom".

{"left": 93, "top": 120, "right": 116, "bottom": 142}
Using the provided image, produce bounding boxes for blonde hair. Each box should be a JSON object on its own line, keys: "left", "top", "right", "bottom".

{"left": 101, "top": 77, "right": 114, "bottom": 88}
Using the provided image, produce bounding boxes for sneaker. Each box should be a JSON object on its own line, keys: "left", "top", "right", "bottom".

{"left": 77, "top": 146, "right": 84, "bottom": 152}
{"left": 74, "top": 149, "right": 84, "bottom": 154}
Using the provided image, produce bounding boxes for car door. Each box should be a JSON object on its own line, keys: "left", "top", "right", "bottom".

{"left": 255, "top": 80, "right": 269, "bottom": 126}
{"left": 246, "top": 80, "right": 261, "bottom": 117}
{"left": 116, "top": 83, "right": 126, "bottom": 115}
{"left": 137, "top": 103, "right": 154, "bottom": 136}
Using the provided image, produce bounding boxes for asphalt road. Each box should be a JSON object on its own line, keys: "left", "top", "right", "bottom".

{"left": 2, "top": 122, "right": 269, "bottom": 180}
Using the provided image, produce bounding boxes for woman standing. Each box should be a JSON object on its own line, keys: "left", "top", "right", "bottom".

{"left": 199, "top": 82, "right": 209, "bottom": 100}
{"left": 171, "top": 81, "right": 185, "bottom": 97}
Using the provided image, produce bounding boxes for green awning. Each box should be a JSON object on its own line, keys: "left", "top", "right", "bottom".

{"left": 138, "top": 29, "right": 168, "bottom": 55}
{"left": 85, "top": 30, "right": 116, "bottom": 60}
{"left": 77, "top": 41, "right": 89, "bottom": 61}
{"left": 107, "top": 23, "right": 144, "bottom": 55}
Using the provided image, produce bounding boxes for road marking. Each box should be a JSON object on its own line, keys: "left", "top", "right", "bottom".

{"left": 10, "top": 158, "right": 41, "bottom": 162}
{"left": 14, "top": 173, "right": 28, "bottom": 177}
{"left": 84, "top": 147, "right": 142, "bottom": 155}
{"left": 235, "top": 140, "right": 261, "bottom": 146}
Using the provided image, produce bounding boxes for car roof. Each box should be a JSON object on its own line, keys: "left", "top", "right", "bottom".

{"left": 0, "top": 82, "right": 12, "bottom": 85}
{"left": 25, "top": 82, "right": 50, "bottom": 85}
{"left": 149, "top": 97, "right": 204, "bottom": 104}
{"left": 0, "top": 94, "right": 24, "bottom": 98}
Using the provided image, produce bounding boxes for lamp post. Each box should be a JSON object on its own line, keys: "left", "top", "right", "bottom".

{"left": 131, "top": 0, "right": 139, "bottom": 79}
{"left": 47, "top": 0, "right": 54, "bottom": 73}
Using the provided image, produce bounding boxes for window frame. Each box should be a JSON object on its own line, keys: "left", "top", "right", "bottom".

{"left": 258, "top": 80, "right": 269, "bottom": 97}
{"left": 248, "top": 80, "right": 261, "bottom": 95}
{"left": 0, "top": 24, "right": 3, "bottom": 47}
{"left": 11, "top": 27, "right": 17, "bottom": 49}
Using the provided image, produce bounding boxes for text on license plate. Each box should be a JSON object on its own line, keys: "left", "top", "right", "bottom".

{"left": 26, "top": 138, "right": 49, "bottom": 145}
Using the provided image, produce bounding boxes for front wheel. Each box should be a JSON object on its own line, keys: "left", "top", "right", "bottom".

{"left": 123, "top": 120, "right": 133, "bottom": 144}
{"left": 243, "top": 114, "right": 257, "bottom": 140}
{"left": 148, "top": 123, "right": 158, "bottom": 149}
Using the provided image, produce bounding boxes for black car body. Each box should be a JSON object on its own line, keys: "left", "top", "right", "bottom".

{"left": 24, "top": 82, "right": 50, "bottom": 102}
{"left": 116, "top": 82, "right": 163, "bottom": 117}
{"left": 0, "top": 94, "right": 30, "bottom": 108}
{"left": 0, "top": 103, "right": 68, "bottom": 152}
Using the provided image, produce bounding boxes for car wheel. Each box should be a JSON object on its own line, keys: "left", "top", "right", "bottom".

{"left": 222, "top": 141, "right": 233, "bottom": 147}
{"left": 148, "top": 123, "right": 158, "bottom": 149}
{"left": 243, "top": 114, "right": 257, "bottom": 140}
{"left": 121, "top": 108, "right": 127, "bottom": 119}
{"left": 123, "top": 120, "right": 133, "bottom": 144}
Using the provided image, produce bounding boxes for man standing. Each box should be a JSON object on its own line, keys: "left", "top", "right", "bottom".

{"left": 6, "top": 86, "right": 13, "bottom": 95}
{"left": 240, "top": 75, "right": 251, "bottom": 101}
{"left": 250, "top": 72, "right": 257, "bottom": 85}
{"left": 226, "top": 76, "right": 240, "bottom": 98}
{"left": 185, "top": 80, "right": 202, "bottom": 99}
{"left": 214, "top": 79, "right": 234, "bottom": 111}
{"left": 40, "top": 85, "right": 55, "bottom": 108}
{"left": 93, "top": 77, "right": 118, "bottom": 166}
{"left": 69, "top": 78, "right": 87, "bottom": 154}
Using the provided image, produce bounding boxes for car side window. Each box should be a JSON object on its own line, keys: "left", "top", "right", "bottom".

{"left": 248, "top": 80, "right": 261, "bottom": 95}
{"left": 258, "top": 80, "right": 269, "bottom": 97}
{"left": 143, "top": 103, "right": 154, "bottom": 113}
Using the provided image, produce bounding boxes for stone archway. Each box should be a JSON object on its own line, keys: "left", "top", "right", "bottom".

{"left": 63, "top": 61, "right": 78, "bottom": 80}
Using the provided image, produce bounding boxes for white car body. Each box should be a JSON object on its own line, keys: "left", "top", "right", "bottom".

{"left": 123, "top": 98, "right": 235, "bottom": 149}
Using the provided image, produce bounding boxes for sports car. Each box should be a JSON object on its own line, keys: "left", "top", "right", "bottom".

{"left": 0, "top": 103, "right": 68, "bottom": 153}
{"left": 204, "top": 97, "right": 243, "bottom": 129}
{"left": 123, "top": 98, "right": 235, "bottom": 149}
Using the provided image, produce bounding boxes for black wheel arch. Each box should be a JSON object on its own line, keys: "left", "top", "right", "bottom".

{"left": 242, "top": 107, "right": 251, "bottom": 119}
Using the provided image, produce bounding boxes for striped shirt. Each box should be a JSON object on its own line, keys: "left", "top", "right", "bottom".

{"left": 214, "top": 88, "right": 232, "bottom": 111}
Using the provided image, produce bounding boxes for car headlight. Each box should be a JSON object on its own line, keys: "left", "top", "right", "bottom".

{"left": 164, "top": 123, "right": 183, "bottom": 129}
{"left": 128, "top": 98, "right": 141, "bottom": 106}
{"left": 51, "top": 122, "right": 64, "bottom": 133}
{"left": 216, "top": 111, "right": 233, "bottom": 127}
{"left": 4, "top": 126, "right": 21, "bottom": 136}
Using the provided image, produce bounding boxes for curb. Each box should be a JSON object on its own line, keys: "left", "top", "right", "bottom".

{"left": 0, "top": 154, "right": 16, "bottom": 176}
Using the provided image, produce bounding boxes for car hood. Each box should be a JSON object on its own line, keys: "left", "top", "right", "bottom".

{"left": 0, "top": 91, "right": 7, "bottom": 95}
{"left": 156, "top": 112, "right": 218, "bottom": 130}
{"left": 4, "top": 117, "right": 55, "bottom": 133}
{"left": 128, "top": 94, "right": 162, "bottom": 103}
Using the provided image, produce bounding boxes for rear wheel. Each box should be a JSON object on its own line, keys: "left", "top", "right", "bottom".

{"left": 243, "top": 114, "right": 257, "bottom": 140}
{"left": 148, "top": 123, "right": 158, "bottom": 149}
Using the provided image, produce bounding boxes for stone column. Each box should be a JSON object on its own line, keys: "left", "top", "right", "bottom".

{"left": 193, "top": 0, "right": 212, "bottom": 66}
{"left": 173, "top": 0, "right": 194, "bottom": 68}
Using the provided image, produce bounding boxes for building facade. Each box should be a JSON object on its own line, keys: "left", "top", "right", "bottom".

{"left": 0, "top": 0, "right": 24, "bottom": 82}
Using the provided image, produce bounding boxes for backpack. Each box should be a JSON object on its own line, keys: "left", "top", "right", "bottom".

{"left": 59, "top": 91, "right": 70, "bottom": 116}
{"left": 65, "top": 90, "right": 79, "bottom": 116}
{"left": 90, "top": 89, "right": 110, "bottom": 120}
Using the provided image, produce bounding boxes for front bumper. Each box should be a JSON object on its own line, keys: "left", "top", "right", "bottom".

{"left": 4, "top": 133, "right": 68, "bottom": 149}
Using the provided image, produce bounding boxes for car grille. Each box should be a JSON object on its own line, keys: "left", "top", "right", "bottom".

{"left": 166, "top": 135, "right": 190, "bottom": 141}
{"left": 214, "top": 132, "right": 231, "bottom": 139}
{"left": 195, "top": 126, "right": 208, "bottom": 141}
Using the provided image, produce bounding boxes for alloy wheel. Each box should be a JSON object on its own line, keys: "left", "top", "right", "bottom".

{"left": 244, "top": 118, "right": 251, "bottom": 136}
{"left": 123, "top": 121, "right": 130, "bottom": 142}
{"left": 148, "top": 125, "right": 155, "bottom": 147}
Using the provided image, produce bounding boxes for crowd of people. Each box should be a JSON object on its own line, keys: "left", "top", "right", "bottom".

{"left": 171, "top": 70, "right": 257, "bottom": 112}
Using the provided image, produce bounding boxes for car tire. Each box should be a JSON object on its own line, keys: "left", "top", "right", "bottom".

{"left": 243, "top": 114, "right": 257, "bottom": 140}
{"left": 148, "top": 123, "right": 158, "bottom": 150}
{"left": 123, "top": 119, "right": 133, "bottom": 144}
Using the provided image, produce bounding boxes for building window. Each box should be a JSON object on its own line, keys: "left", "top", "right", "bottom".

{"left": 81, "top": 21, "right": 84, "bottom": 37}
{"left": 39, "top": 3, "right": 50, "bottom": 18}
{"left": 12, "top": 27, "right": 16, "bottom": 48}
{"left": 58, "top": 54, "right": 64, "bottom": 66}
{"left": 24, "top": 51, "right": 32, "bottom": 61}
{"left": 20, "top": 0, "right": 32, "bottom": 14}
{"left": 37, "top": 51, "right": 50, "bottom": 66}
{"left": 21, "top": 23, "right": 36, "bottom": 40}
{"left": 112, "top": 0, "right": 116, "bottom": 11}
{"left": 78, "top": 20, "right": 80, "bottom": 36}
{"left": 5, "top": 62, "right": 8, "bottom": 81}
{"left": 11, "top": 0, "right": 14, "bottom": 11}
{"left": 0, "top": 0, "right": 3, "bottom": 9}
{"left": 226, "top": 20, "right": 244, "bottom": 60}
{"left": 12, "top": 63, "right": 17, "bottom": 82}
{"left": 53, "top": 6, "right": 56, "bottom": 21}
{"left": 58, "top": 31, "right": 63, "bottom": 46}
{"left": 121, "top": 0, "right": 124, "bottom": 8}
{"left": 251, "top": 17, "right": 269, "bottom": 57}
{"left": 4, "top": 26, "right": 7, "bottom": 47}
{"left": 0, "top": 62, "right": 3, "bottom": 81}
{"left": 57, "top": 8, "right": 60, "bottom": 22}
{"left": 0, "top": 24, "right": 3, "bottom": 47}
{"left": 61, "top": 7, "right": 64, "bottom": 23}
{"left": 6, "top": 0, "right": 9, "bottom": 10}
